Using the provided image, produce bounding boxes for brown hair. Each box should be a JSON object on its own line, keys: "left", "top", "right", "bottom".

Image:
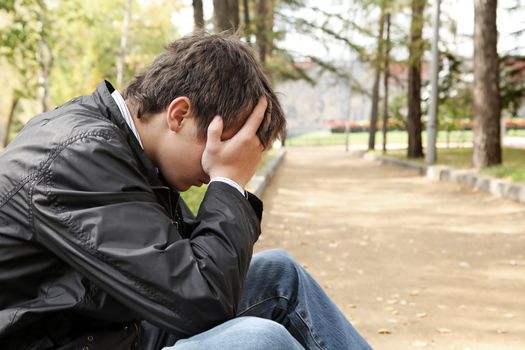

{"left": 123, "top": 31, "right": 285, "bottom": 148}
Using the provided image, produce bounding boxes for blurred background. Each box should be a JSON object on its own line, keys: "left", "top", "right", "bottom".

{"left": 1, "top": 0, "right": 524, "bottom": 184}
{"left": 2, "top": 1, "right": 525, "bottom": 348}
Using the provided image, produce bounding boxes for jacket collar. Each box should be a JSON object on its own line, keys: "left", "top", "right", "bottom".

{"left": 91, "top": 80, "right": 171, "bottom": 191}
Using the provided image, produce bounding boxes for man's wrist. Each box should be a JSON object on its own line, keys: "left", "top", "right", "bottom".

{"left": 209, "top": 177, "right": 247, "bottom": 197}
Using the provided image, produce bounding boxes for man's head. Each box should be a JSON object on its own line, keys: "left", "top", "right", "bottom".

{"left": 123, "top": 32, "right": 286, "bottom": 191}
{"left": 123, "top": 31, "right": 285, "bottom": 148}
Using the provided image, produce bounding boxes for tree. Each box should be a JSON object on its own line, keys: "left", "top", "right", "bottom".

{"left": 255, "top": 0, "right": 275, "bottom": 64}
{"left": 0, "top": 0, "right": 47, "bottom": 146}
{"left": 472, "top": 0, "right": 501, "bottom": 169}
{"left": 500, "top": 55, "right": 525, "bottom": 119}
{"left": 116, "top": 0, "right": 132, "bottom": 89}
{"left": 406, "top": 0, "right": 426, "bottom": 158}
{"left": 193, "top": 0, "right": 204, "bottom": 30}
{"left": 242, "top": 0, "right": 251, "bottom": 42}
{"left": 213, "top": 0, "right": 240, "bottom": 32}
{"left": 368, "top": 4, "right": 386, "bottom": 151}
{"left": 382, "top": 12, "right": 391, "bottom": 153}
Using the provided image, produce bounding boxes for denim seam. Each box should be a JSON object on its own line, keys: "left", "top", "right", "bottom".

{"left": 293, "top": 309, "right": 325, "bottom": 350}
{"left": 237, "top": 294, "right": 326, "bottom": 350}
{"left": 236, "top": 294, "right": 287, "bottom": 316}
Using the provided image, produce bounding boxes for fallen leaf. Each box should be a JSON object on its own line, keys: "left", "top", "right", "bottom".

{"left": 436, "top": 328, "right": 451, "bottom": 334}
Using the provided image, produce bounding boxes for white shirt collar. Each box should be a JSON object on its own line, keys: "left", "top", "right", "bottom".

{"left": 111, "top": 90, "right": 144, "bottom": 149}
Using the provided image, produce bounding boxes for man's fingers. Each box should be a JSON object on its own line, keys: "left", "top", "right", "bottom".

{"left": 239, "top": 96, "right": 268, "bottom": 137}
{"left": 206, "top": 116, "right": 223, "bottom": 147}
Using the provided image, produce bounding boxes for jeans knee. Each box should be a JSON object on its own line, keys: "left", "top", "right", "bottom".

{"left": 235, "top": 317, "right": 300, "bottom": 348}
{"left": 253, "top": 249, "right": 298, "bottom": 271}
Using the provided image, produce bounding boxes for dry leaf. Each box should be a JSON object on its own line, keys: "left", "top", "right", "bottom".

{"left": 436, "top": 328, "right": 451, "bottom": 334}
{"left": 377, "top": 328, "right": 391, "bottom": 335}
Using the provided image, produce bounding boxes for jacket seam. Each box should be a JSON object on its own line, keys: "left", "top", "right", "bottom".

{"left": 0, "top": 129, "right": 116, "bottom": 210}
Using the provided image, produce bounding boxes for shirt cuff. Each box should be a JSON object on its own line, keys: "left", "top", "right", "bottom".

{"left": 209, "top": 177, "right": 246, "bottom": 197}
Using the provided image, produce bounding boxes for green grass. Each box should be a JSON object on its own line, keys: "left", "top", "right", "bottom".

{"left": 180, "top": 148, "right": 280, "bottom": 214}
{"left": 286, "top": 130, "right": 474, "bottom": 147}
{"left": 507, "top": 129, "right": 525, "bottom": 137}
{"left": 386, "top": 147, "right": 525, "bottom": 182}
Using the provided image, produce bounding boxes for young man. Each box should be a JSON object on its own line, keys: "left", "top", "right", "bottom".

{"left": 0, "top": 33, "right": 372, "bottom": 349}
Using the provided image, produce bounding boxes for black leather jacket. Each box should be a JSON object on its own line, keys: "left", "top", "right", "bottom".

{"left": 0, "top": 81, "right": 263, "bottom": 349}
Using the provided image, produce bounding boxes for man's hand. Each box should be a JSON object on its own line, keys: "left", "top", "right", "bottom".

{"left": 201, "top": 97, "right": 268, "bottom": 189}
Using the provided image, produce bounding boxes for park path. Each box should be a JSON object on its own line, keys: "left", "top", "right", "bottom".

{"left": 255, "top": 147, "right": 525, "bottom": 350}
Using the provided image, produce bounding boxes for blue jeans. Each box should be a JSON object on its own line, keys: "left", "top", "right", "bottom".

{"left": 141, "top": 249, "right": 372, "bottom": 350}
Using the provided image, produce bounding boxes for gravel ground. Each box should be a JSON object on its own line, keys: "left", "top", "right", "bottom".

{"left": 255, "top": 147, "right": 525, "bottom": 350}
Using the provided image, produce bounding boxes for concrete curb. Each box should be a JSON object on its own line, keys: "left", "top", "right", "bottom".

{"left": 246, "top": 149, "right": 286, "bottom": 197}
{"left": 366, "top": 153, "right": 525, "bottom": 205}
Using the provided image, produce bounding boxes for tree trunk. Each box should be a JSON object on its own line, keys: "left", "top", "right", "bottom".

{"left": 255, "top": 0, "right": 274, "bottom": 64}
{"left": 116, "top": 0, "right": 132, "bottom": 89}
{"left": 36, "top": 6, "right": 52, "bottom": 113}
{"left": 213, "top": 0, "right": 239, "bottom": 32}
{"left": 193, "top": 0, "right": 204, "bottom": 30}
{"left": 368, "top": 5, "right": 385, "bottom": 151}
{"left": 3, "top": 97, "right": 20, "bottom": 147}
{"left": 243, "top": 0, "right": 251, "bottom": 42}
{"left": 473, "top": 0, "right": 501, "bottom": 169}
{"left": 407, "top": 0, "right": 426, "bottom": 158}
{"left": 36, "top": 39, "right": 52, "bottom": 113}
{"left": 229, "top": 0, "right": 240, "bottom": 30}
{"left": 382, "top": 13, "right": 391, "bottom": 154}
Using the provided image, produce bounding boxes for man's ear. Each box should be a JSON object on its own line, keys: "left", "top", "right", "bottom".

{"left": 166, "top": 97, "right": 192, "bottom": 132}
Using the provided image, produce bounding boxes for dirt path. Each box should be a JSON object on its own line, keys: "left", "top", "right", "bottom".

{"left": 255, "top": 147, "right": 525, "bottom": 350}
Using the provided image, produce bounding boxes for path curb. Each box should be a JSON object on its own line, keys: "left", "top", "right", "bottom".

{"left": 366, "top": 153, "right": 525, "bottom": 205}
{"left": 247, "top": 149, "right": 286, "bottom": 197}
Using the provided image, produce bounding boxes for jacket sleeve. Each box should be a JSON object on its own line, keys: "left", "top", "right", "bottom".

{"left": 31, "top": 129, "right": 262, "bottom": 337}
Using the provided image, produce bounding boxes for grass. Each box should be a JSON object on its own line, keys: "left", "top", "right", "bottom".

{"left": 180, "top": 148, "right": 280, "bottom": 214}
{"left": 507, "top": 129, "right": 525, "bottom": 137}
{"left": 386, "top": 147, "right": 525, "bottom": 182}
{"left": 286, "top": 130, "right": 474, "bottom": 147}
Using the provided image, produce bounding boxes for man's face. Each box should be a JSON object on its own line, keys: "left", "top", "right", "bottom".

{"left": 156, "top": 116, "right": 241, "bottom": 192}
{"left": 156, "top": 116, "right": 209, "bottom": 192}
